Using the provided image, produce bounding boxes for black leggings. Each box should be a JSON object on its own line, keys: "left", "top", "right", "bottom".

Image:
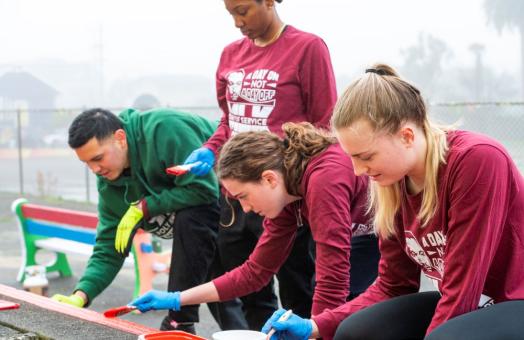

{"left": 334, "top": 291, "right": 524, "bottom": 340}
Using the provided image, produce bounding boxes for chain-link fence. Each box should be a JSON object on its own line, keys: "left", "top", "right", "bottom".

{"left": 430, "top": 102, "right": 524, "bottom": 170}
{"left": 0, "top": 103, "right": 522, "bottom": 203}
{"left": 0, "top": 106, "right": 220, "bottom": 203}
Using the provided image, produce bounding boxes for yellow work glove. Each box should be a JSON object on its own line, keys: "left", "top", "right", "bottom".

{"left": 115, "top": 203, "right": 143, "bottom": 254}
{"left": 51, "top": 294, "right": 85, "bottom": 308}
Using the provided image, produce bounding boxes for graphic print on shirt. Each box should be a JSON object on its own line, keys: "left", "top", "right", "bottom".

{"left": 405, "top": 230, "right": 495, "bottom": 307}
{"left": 351, "top": 222, "right": 374, "bottom": 237}
{"left": 404, "top": 230, "right": 445, "bottom": 281}
{"left": 147, "top": 213, "right": 175, "bottom": 239}
{"left": 226, "top": 68, "right": 279, "bottom": 134}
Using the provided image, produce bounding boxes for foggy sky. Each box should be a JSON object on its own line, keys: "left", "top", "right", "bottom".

{"left": 0, "top": 0, "right": 519, "bottom": 85}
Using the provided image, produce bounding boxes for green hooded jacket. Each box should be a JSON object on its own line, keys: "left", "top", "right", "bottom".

{"left": 75, "top": 108, "right": 218, "bottom": 302}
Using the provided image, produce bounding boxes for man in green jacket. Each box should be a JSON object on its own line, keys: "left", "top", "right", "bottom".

{"left": 52, "top": 107, "right": 246, "bottom": 333}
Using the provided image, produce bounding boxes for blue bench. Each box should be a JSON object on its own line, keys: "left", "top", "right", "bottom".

{"left": 12, "top": 198, "right": 170, "bottom": 298}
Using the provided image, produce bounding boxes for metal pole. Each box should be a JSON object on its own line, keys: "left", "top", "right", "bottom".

{"left": 16, "top": 109, "right": 24, "bottom": 194}
{"left": 85, "top": 165, "right": 90, "bottom": 202}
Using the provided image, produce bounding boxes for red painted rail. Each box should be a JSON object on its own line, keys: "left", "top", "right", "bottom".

{"left": 0, "top": 283, "right": 157, "bottom": 335}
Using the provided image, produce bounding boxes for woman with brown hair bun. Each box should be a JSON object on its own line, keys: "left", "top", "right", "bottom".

{"left": 129, "top": 122, "right": 380, "bottom": 338}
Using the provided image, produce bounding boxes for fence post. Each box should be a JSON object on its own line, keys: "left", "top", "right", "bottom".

{"left": 85, "top": 165, "right": 90, "bottom": 202}
{"left": 76, "top": 106, "right": 91, "bottom": 203}
{"left": 16, "top": 109, "right": 24, "bottom": 195}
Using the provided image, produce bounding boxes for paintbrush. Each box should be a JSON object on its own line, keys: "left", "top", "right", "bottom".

{"left": 165, "top": 162, "right": 198, "bottom": 176}
{"left": 266, "top": 309, "right": 293, "bottom": 339}
{"left": 103, "top": 305, "right": 137, "bottom": 318}
{"left": 0, "top": 299, "right": 20, "bottom": 311}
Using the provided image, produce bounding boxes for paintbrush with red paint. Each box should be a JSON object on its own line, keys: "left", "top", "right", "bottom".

{"left": 0, "top": 299, "right": 20, "bottom": 311}
{"left": 103, "top": 305, "right": 137, "bottom": 318}
{"left": 165, "top": 162, "right": 198, "bottom": 176}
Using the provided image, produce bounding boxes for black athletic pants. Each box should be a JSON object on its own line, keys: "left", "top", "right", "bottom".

{"left": 334, "top": 291, "right": 524, "bottom": 340}
{"left": 163, "top": 203, "right": 247, "bottom": 330}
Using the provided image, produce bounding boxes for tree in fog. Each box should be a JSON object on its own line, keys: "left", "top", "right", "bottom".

{"left": 399, "top": 32, "right": 518, "bottom": 102}
{"left": 399, "top": 33, "right": 452, "bottom": 100}
{"left": 485, "top": 0, "right": 524, "bottom": 99}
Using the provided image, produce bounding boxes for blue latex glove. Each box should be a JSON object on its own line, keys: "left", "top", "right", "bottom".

{"left": 262, "top": 309, "right": 313, "bottom": 340}
{"left": 129, "top": 290, "right": 181, "bottom": 313}
{"left": 183, "top": 147, "right": 215, "bottom": 176}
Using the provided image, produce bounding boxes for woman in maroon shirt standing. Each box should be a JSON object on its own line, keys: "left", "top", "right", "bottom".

{"left": 180, "top": 0, "right": 353, "bottom": 331}
{"left": 261, "top": 64, "right": 524, "bottom": 340}
{"left": 130, "top": 122, "right": 379, "bottom": 326}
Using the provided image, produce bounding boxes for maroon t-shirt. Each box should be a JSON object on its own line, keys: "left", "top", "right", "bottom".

{"left": 204, "top": 25, "right": 337, "bottom": 154}
{"left": 313, "top": 131, "right": 524, "bottom": 340}
{"left": 213, "top": 144, "right": 372, "bottom": 315}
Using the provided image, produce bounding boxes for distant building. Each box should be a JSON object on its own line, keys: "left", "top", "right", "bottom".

{"left": 0, "top": 71, "right": 58, "bottom": 141}
{"left": 108, "top": 74, "right": 216, "bottom": 108}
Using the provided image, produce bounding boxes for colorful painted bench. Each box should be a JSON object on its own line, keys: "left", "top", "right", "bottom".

{"left": 12, "top": 198, "right": 171, "bottom": 298}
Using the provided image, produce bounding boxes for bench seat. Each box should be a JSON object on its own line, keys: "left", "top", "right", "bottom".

{"left": 12, "top": 198, "right": 170, "bottom": 299}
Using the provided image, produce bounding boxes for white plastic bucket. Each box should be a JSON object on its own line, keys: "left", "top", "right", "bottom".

{"left": 212, "top": 330, "right": 267, "bottom": 340}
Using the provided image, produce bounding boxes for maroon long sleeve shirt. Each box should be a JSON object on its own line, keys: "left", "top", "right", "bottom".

{"left": 204, "top": 25, "right": 337, "bottom": 153}
{"left": 213, "top": 144, "right": 372, "bottom": 315}
{"left": 313, "top": 131, "right": 524, "bottom": 339}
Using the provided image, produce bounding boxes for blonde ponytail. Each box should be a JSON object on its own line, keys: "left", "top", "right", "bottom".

{"left": 332, "top": 63, "right": 450, "bottom": 238}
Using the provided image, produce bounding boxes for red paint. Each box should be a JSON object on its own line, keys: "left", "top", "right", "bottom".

{"left": 103, "top": 305, "right": 137, "bottom": 318}
{"left": 138, "top": 330, "right": 206, "bottom": 339}
{"left": 22, "top": 204, "right": 98, "bottom": 229}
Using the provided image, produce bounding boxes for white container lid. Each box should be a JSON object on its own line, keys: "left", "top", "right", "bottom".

{"left": 212, "top": 330, "right": 267, "bottom": 340}
{"left": 23, "top": 276, "right": 48, "bottom": 288}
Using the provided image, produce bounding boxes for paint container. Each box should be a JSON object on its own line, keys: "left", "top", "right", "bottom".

{"left": 212, "top": 330, "right": 267, "bottom": 340}
{"left": 22, "top": 265, "right": 48, "bottom": 296}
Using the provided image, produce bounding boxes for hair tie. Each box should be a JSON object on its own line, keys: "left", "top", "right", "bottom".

{"left": 283, "top": 138, "right": 290, "bottom": 148}
{"left": 365, "top": 68, "right": 387, "bottom": 76}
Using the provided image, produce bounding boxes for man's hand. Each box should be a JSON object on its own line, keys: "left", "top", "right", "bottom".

{"left": 129, "top": 290, "right": 181, "bottom": 313}
{"left": 115, "top": 203, "right": 143, "bottom": 253}
{"left": 262, "top": 309, "right": 313, "bottom": 340}
{"left": 51, "top": 293, "right": 85, "bottom": 308}
{"left": 183, "top": 147, "right": 215, "bottom": 176}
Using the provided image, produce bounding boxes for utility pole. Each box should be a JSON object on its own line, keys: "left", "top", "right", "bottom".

{"left": 94, "top": 24, "right": 105, "bottom": 106}
{"left": 16, "top": 109, "right": 24, "bottom": 194}
{"left": 469, "top": 43, "right": 485, "bottom": 102}
{"left": 520, "top": 24, "right": 524, "bottom": 101}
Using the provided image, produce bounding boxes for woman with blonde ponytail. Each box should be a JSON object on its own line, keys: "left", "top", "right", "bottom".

{"left": 272, "top": 64, "right": 524, "bottom": 340}
{"left": 129, "top": 123, "right": 380, "bottom": 338}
